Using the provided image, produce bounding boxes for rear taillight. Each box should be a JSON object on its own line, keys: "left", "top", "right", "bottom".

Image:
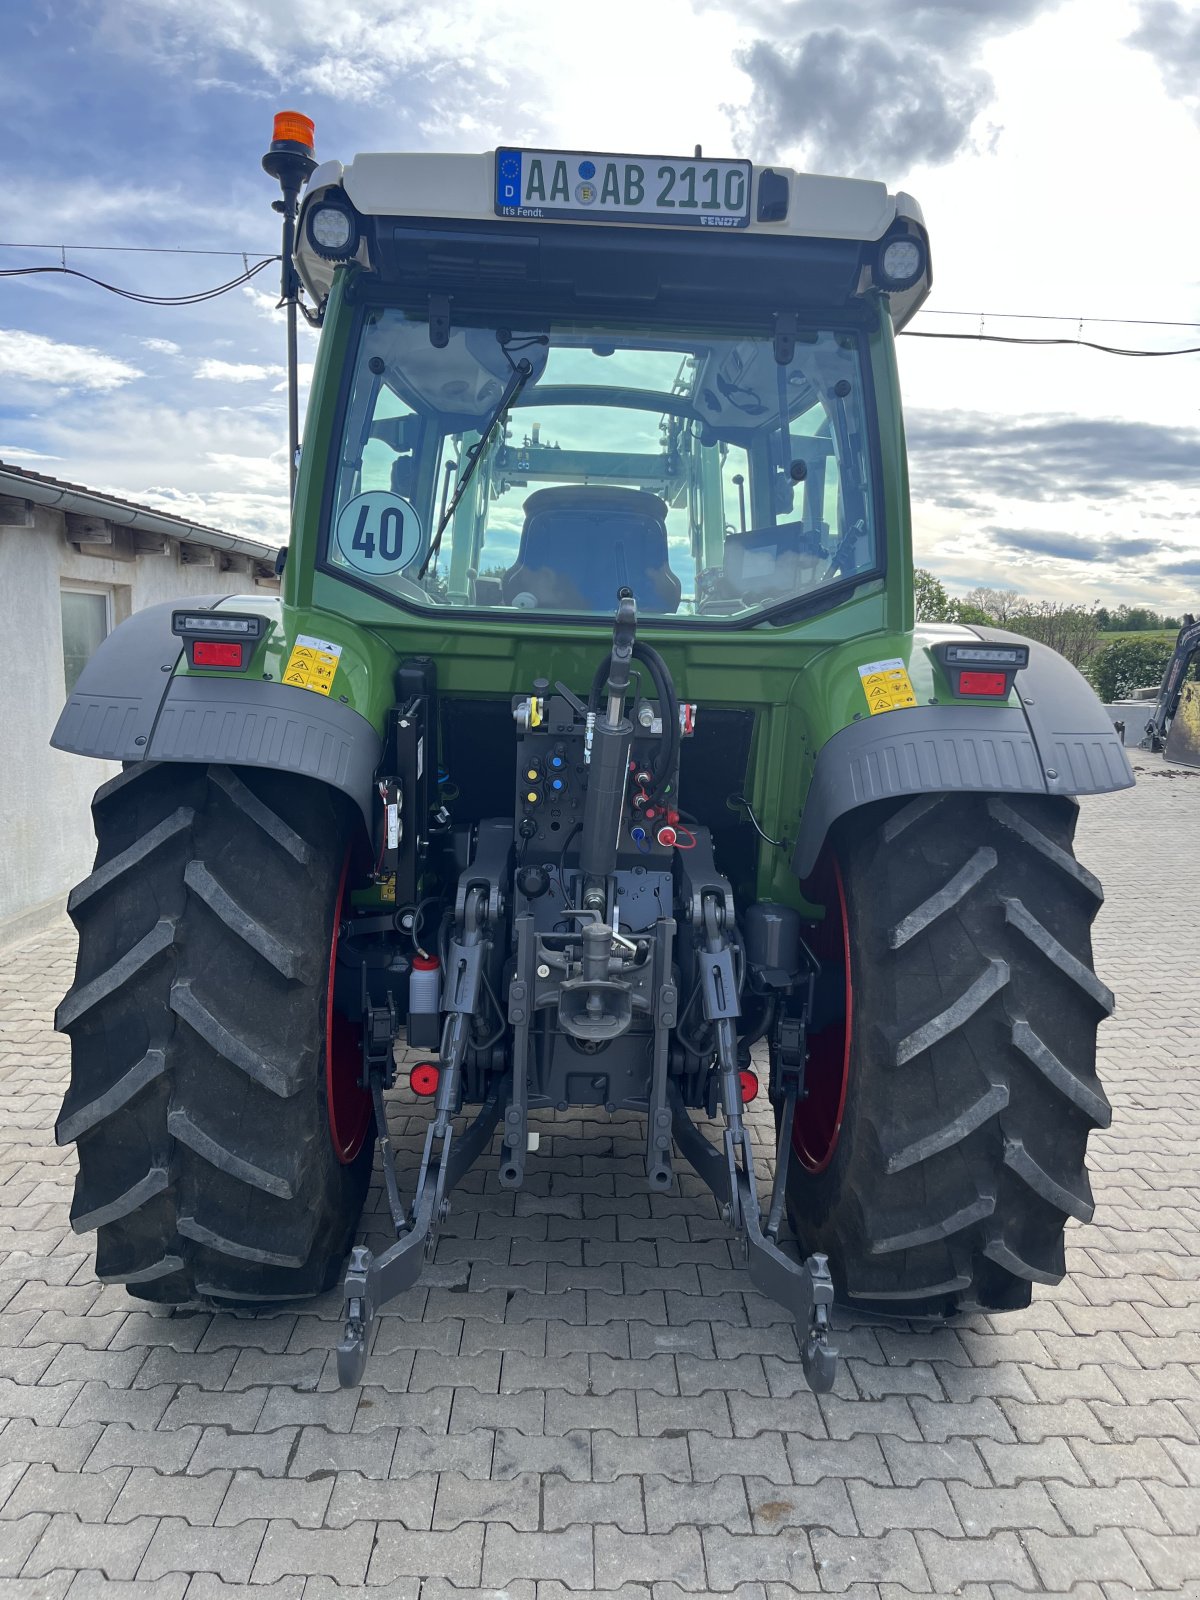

{"left": 192, "top": 640, "right": 246, "bottom": 669}
{"left": 956, "top": 670, "right": 1008, "bottom": 697}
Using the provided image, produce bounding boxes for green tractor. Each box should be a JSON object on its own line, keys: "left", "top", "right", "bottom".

{"left": 52, "top": 118, "right": 1132, "bottom": 1391}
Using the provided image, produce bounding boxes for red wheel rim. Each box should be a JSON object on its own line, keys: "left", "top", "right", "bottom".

{"left": 792, "top": 856, "right": 852, "bottom": 1174}
{"left": 326, "top": 852, "right": 371, "bottom": 1162}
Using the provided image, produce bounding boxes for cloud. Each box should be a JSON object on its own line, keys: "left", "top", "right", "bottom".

{"left": 0, "top": 330, "right": 143, "bottom": 392}
{"left": 243, "top": 284, "right": 319, "bottom": 345}
{"left": 0, "top": 445, "right": 63, "bottom": 462}
{"left": 730, "top": 0, "right": 1063, "bottom": 175}
{"left": 1161, "top": 558, "right": 1200, "bottom": 578}
{"left": 906, "top": 411, "right": 1200, "bottom": 508}
{"left": 986, "top": 527, "right": 1097, "bottom": 561}
{"left": 1129, "top": 1, "right": 1200, "bottom": 121}
{"left": 272, "top": 363, "right": 315, "bottom": 392}
{"left": 21, "top": 388, "right": 292, "bottom": 542}
{"left": 732, "top": 0, "right": 1058, "bottom": 53}
{"left": 141, "top": 337, "right": 182, "bottom": 355}
{"left": 94, "top": 0, "right": 521, "bottom": 125}
{"left": 982, "top": 529, "right": 1176, "bottom": 566}
{"left": 195, "top": 358, "right": 285, "bottom": 383}
{"left": 1099, "top": 536, "right": 1160, "bottom": 559}
{"left": 733, "top": 31, "right": 989, "bottom": 175}
{"left": 3, "top": 178, "right": 242, "bottom": 238}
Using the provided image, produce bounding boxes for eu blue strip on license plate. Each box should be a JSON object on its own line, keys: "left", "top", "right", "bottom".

{"left": 495, "top": 149, "right": 752, "bottom": 228}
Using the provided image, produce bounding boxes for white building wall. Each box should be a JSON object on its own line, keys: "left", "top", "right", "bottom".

{"left": 0, "top": 505, "right": 276, "bottom": 932}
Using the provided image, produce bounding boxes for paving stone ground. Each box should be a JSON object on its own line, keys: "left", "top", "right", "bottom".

{"left": 1, "top": 754, "right": 1198, "bottom": 1597}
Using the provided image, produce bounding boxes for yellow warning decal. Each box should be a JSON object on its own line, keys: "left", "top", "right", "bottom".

{"left": 858, "top": 657, "right": 919, "bottom": 716}
{"left": 282, "top": 633, "right": 343, "bottom": 697}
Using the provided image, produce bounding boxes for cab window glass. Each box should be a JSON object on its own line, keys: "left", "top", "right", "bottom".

{"left": 324, "top": 311, "right": 878, "bottom": 620}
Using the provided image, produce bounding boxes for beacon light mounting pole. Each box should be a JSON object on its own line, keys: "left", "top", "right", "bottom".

{"left": 262, "top": 111, "right": 317, "bottom": 505}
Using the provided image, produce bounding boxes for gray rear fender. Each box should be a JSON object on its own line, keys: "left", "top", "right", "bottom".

{"left": 50, "top": 599, "right": 381, "bottom": 834}
{"left": 792, "top": 631, "right": 1133, "bottom": 879}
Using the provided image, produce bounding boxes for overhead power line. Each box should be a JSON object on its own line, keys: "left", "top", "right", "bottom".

{"left": 2, "top": 238, "right": 1198, "bottom": 325}
{"left": 1, "top": 241, "right": 1197, "bottom": 352}
{"left": 913, "top": 307, "right": 1200, "bottom": 331}
{"left": 0, "top": 241, "right": 275, "bottom": 260}
{"left": 899, "top": 329, "right": 1200, "bottom": 357}
{"left": 0, "top": 257, "right": 279, "bottom": 306}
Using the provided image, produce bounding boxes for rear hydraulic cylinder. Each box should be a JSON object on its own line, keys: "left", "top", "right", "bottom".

{"left": 580, "top": 712, "right": 632, "bottom": 882}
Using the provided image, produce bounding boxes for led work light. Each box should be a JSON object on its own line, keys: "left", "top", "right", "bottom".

{"left": 306, "top": 199, "right": 361, "bottom": 262}
{"left": 875, "top": 235, "right": 926, "bottom": 291}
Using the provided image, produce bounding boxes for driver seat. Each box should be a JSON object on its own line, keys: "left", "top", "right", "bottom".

{"left": 502, "top": 487, "right": 681, "bottom": 613}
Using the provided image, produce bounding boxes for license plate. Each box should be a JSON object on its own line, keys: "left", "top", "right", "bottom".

{"left": 495, "top": 148, "right": 752, "bottom": 229}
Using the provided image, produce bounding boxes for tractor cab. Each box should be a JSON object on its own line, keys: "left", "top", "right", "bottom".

{"left": 293, "top": 147, "right": 931, "bottom": 628}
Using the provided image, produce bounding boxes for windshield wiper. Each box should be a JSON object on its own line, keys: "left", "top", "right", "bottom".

{"left": 418, "top": 358, "right": 534, "bottom": 579}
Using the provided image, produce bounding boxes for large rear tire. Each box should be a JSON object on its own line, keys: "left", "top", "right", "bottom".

{"left": 785, "top": 792, "right": 1112, "bottom": 1316}
{"left": 55, "top": 762, "right": 374, "bottom": 1305}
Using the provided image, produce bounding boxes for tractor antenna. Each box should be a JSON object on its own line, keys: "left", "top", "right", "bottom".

{"left": 262, "top": 111, "right": 317, "bottom": 504}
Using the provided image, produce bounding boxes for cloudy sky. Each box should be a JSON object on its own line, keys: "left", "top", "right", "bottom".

{"left": 2, "top": 0, "right": 1198, "bottom": 608}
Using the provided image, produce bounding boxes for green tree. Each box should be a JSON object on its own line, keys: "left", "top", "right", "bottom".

{"left": 913, "top": 573, "right": 1003, "bottom": 628}
{"left": 914, "top": 568, "right": 952, "bottom": 622}
{"left": 1088, "top": 636, "right": 1175, "bottom": 701}
{"left": 1007, "top": 601, "right": 1103, "bottom": 672}
{"left": 961, "top": 585, "right": 1024, "bottom": 623}
{"left": 1107, "top": 604, "right": 1172, "bottom": 633}
{"left": 947, "top": 600, "right": 997, "bottom": 626}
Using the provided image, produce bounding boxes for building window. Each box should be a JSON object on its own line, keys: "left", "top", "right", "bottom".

{"left": 60, "top": 587, "right": 111, "bottom": 695}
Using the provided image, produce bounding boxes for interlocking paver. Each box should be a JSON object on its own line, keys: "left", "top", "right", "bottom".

{"left": 366, "top": 1522, "right": 484, "bottom": 1586}
{"left": 593, "top": 1527, "right": 702, "bottom": 1589}
{"left": 0, "top": 1513, "right": 50, "bottom": 1577}
{"left": 324, "top": 1470, "right": 437, "bottom": 1530}
{"left": 22, "top": 1512, "right": 156, "bottom": 1581}
{"left": 109, "top": 1466, "right": 231, "bottom": 1526}
{"left": 67, "top": 1574, "right": 189, "bottom": 1599}
{"left": 1047, "top": 1478, "right": 1174, "bottom": 1536}
{"left": 916, "top": 1528, "right": 1037, "bottom": 1589}
{"left": 61, "top": 1382, "right": 176, "bottom": 1430}
{"left": 216, "top": 1468, "right": 333, "bottom": 1528}
{"left": 846, "top": 1480, "right": 961, "bottom": 1536}
{"left": 0, "top": 1421, "right": 101, "bottom": 1472}
{"left": 1023, "top": 1527, "right": 1154, "bottom": 1588}
{"left": 251, "top": 1521, "right": 375, "bottom": 1586}
{"left": 0, "top": 1462, "right": 125, "bottom": 1523}
{"left": 432, "top": 1469, "right": 539, "bottom": 1531}
{"left": 0, "top": 757, "right": 1197, "bottom": 1595}
{"left": 184, "top": 1428, "right": 296, "bottom": 1477}
{"left": 745, "top": 1474, "right": 856, "bottom": 1536}
{"left": 84, "top": 1425, "right": 200, "bottom": 1474}
{"left": 137, "top": 1517, "right": 268, "bottom": 1583}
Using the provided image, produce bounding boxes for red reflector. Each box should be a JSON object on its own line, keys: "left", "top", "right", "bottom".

{"left": 957, "top": 670, "right": 1007, "bottom": 697}
{"left": 192, "top": 640, "right": 245, "bottom": 668}
{"left": 410, "top": 1062, "right": 439, "bottom": 1097}
{"left": 738, "top": 1069, "right": 759, "bottom": 1104}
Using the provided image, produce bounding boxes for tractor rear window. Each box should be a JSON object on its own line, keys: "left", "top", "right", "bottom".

{"left": 322, "top": 309, "right": 879, "bottom": 622}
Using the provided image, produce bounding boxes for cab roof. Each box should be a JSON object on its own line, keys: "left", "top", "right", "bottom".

{"left": 294, "top": 150, "right": 931, "bottom": 328}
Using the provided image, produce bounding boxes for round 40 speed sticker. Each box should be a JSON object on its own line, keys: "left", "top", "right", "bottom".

{"left": 334, "top": 492, "right": 423, "bottom": 576}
